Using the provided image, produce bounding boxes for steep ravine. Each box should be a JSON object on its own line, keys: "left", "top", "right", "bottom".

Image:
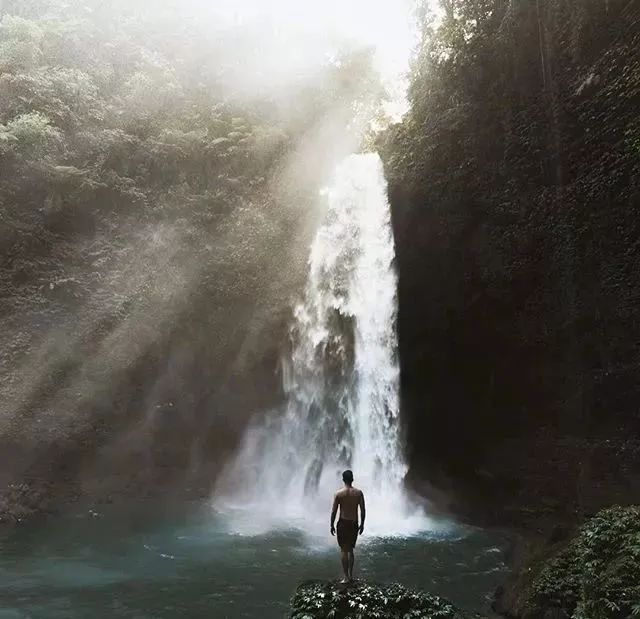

{"left": 381, "top": 0, "right": 640, "bottom": 528}
{"left": 379, "top": 0, "right": 640, "bottom": 615}
{"left": 2, "top": 1, "right": 640, "bottom": 616}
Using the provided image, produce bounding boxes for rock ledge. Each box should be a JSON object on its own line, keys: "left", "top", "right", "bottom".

{"left": 289, "top": 579, "right": 483, "bottom": 619}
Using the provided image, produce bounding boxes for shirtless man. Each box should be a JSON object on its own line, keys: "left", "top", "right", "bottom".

{"left": 330, "top": 470, "right": 366, "bottom": 583}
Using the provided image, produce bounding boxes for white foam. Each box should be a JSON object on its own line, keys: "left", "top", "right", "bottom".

{"left": 214, "top": 154, "right": 435, "bottom": 539}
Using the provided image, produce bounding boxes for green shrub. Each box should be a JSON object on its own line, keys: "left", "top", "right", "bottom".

{"left": 528, "top": 506, "right": 640, "bottom": 619}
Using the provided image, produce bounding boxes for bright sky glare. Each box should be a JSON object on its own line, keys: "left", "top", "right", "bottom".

{"left": 208, "top": 0, "right": 420, "bottom": 120}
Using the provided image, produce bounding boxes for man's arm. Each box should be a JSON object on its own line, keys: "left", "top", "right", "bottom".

{"left": 358, "top": 491, "right": 366, "bottom": 535}
{"left": 330, "top": 493, "right": 339, "bottom": 535}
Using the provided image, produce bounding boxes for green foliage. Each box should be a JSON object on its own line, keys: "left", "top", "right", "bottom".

{"left": 527, "top": 506, "right": 640, "bottom": 619}
{"left": 290, "top": 581, "right": 480, "bottom": 619}
{"left": 0, "top": 67, "right": 101, "bottom": 128}
{"left": 0, "top": 16, "right": 44, "bottom": 72}
{"left": 627, "top": 122, "right": 640, "bottom": 158}
{"left": 0, "top": 1, "right": 380, "bottom": 207}
{"left": 0, "top": 111, "right": 62, "bottom": 158}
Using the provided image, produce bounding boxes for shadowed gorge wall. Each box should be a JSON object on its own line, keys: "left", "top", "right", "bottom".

{"left": 380, "top": 0, "right": 640, "bottom": 523}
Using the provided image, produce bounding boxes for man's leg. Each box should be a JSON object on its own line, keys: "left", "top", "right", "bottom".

{"left": 340, "top": 549, "right": 349, "bottom": 583}
{"left": 348, "top": 550, "right": 355, "bottom": 580}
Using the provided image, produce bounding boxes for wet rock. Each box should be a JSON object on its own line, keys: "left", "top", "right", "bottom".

{"left": 289, "top": 580, "right": 484, "bottom": 619}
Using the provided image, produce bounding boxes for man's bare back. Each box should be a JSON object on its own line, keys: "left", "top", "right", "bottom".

{"left": 333, "top": 486, "right": 364, "bottom": 522}
{"left": 330, "top": 470, "right": 366, "bottom": 583}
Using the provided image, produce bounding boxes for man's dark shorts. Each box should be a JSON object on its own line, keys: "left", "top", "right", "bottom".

{"left": 336, "top": 519, "right": 359, "bottom": 550}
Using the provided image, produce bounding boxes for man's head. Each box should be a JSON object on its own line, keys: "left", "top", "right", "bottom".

{"left": 342, "top": 470, "right": 354, "bottom": 486}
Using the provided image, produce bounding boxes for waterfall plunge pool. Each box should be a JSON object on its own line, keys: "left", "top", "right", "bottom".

{"left": 1, "top": 503, "right": 509, "bottom": 618}
{"left": 0, "top": 155, "right": 510, "bottom": 619}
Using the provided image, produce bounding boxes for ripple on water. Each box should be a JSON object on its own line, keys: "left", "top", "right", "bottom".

{"left": 0, "top": 507, "right": 509, "bottom": 619}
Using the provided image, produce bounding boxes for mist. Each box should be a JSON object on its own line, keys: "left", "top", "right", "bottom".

{"left": 0, "top": 0, "right": 418, "bottom": 515}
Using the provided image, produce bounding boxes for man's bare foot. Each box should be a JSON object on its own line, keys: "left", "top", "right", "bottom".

{"left": 340, "top": 577, "right": 350, "bottom": 584}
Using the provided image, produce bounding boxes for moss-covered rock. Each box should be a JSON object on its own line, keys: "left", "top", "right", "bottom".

{"left": 289, "top": 580, "right": 483, "bottom": 619}
{"left": 523, "top": 506, "right": 640, "bottom": 618}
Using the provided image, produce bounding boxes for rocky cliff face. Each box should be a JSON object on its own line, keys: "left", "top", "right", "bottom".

{"left": 380, "top": 0, "right": 640, "bottom": 525}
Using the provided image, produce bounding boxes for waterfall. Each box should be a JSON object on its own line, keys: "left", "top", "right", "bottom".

{"left": 215, "top": 153, "right": 429, "bottom": 537}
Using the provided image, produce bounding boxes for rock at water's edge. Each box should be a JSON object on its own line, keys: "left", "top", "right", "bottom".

{"left": 290, "top": 580, "right": 484, "bottom": 619}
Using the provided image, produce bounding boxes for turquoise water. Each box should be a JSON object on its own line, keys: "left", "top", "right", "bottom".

{"left": 0, "top": 504, "right": 509, "bottom": 618}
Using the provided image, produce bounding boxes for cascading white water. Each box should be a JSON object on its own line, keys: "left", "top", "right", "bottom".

{"left": 215, "top": 153, "right": 431, "bottom": 538}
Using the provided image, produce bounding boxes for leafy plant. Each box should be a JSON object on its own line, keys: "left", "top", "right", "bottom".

{"left": 527, "top": 506, "right": 640, "bottom": 619}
